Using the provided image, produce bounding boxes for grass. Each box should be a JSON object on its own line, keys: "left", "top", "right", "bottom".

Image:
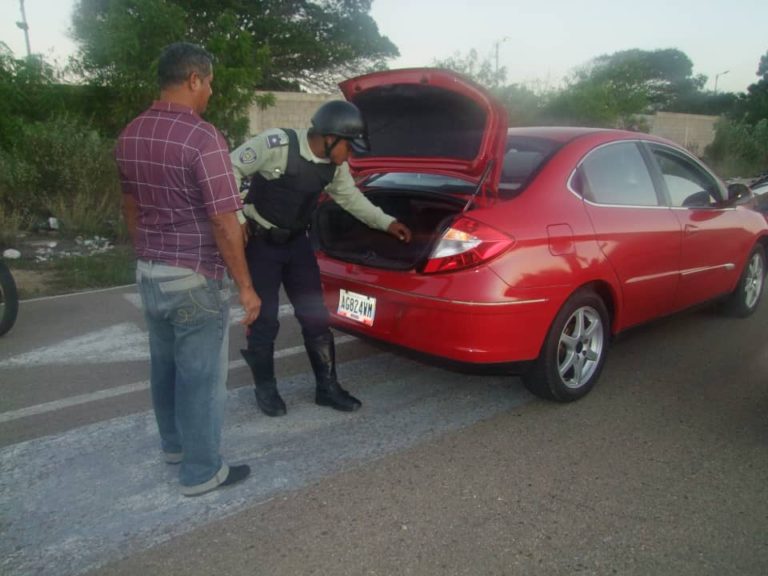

{"left": 7, "top": 244, "right": 136, "bottom": 299}
{"left": 47, "top": 244, "right": 135, "bottom": 292}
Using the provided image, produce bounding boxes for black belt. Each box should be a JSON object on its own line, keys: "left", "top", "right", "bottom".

{"left": 247, "top": 219, "right": 308, "bottom": 245}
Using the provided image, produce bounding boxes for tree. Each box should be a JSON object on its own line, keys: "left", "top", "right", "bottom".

{"left": 0, "top": 46, "right": 59, "bottom": 149}
{"left": 667, "top": 90, "right": 737, "bottom": 116}
{"left": 229, "top": 0, "right": 399, "bottom": 91}
{"left": 0, "top": 46, "right": 121, "bottom": 236}
{"left": 542, "top": 79, "right": 644, "bottom": 127}
{"left": 70, "top": 0, "right": 398, "bottom": 143}
{"left": 71, "top": 0, "right": 267, "bottom": 141}
{"left": 433, "top": 49, "right": 546, "bottom": 126}
{"left": 433, "top": 49, "right": 506, "bottom": 89}
{"left": 707, "top": 51, "right": 768, "bottom": 177}
{"left": 704, "top": 118, "right": 768, "bottom": 177}
{"left": 541, "top": 48, "right": 708, "bottom": 127}
{"left": 494, "top": 84, "right": 542, "bottom": 126}
{"left": 585, "top": 48, "right": 706, "bottom": 111}
{"left": 731, "top": 50, "right": 768, "bottom": 126}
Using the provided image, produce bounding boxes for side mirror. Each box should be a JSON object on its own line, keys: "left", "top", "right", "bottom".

{"left": 727, "top": 182, "right": 752, "bottom": 203}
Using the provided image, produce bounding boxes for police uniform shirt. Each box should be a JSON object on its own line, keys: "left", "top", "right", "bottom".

{"left": 230, "top": 128, "right": 394, "bottom": 231}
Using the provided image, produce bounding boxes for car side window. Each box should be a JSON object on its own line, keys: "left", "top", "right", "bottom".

{"left": 649, "top": 146, "right": 722, "bottom": 208}
{"left": 576, "top": 142, "right": 659, "bottom": 206}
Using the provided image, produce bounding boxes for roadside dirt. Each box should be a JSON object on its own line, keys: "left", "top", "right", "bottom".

{"left": 3, "top": 232, "right": 119, "bottom": 299}
{"left": 10, "top": 269, "right": 57, "bottom": 299}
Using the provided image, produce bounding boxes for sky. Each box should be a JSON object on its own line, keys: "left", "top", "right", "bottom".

{"left": 1, "top": 0, "right": 766, "bottom": 94}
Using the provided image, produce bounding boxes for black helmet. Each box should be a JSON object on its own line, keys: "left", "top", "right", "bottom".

{"left": 311, "top": 100, "right": 368, "bottom": 151}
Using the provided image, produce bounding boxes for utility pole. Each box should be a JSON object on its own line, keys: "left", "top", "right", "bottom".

{"left": 494, "top": 37, "right": 509, "bottom": 85}
{"left": 16, "top": 0, "right": 32, "bottom": 57}
{"left": 714, "top": 70, "right": 729, "bottom": 94}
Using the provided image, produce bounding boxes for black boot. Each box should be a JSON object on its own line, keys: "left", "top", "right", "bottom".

{"left": 304, "top": 332, "right": 362, "bottom": 412}
{"left": 240, "top": 345, "right": 287, "bottom": 417}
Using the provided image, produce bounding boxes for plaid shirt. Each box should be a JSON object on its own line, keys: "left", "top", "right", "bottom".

{"left": 115, "top": 101, "right": 242, "bottom": 279}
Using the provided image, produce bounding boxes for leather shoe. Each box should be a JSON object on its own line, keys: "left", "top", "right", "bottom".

{"left": 254, "top": 383, "right": 287, "bottom": 417}
{"left": 316, "top": 381, "right": 362, "bottom": 412}
{"left": 221, "top": 464, "right": 251, "bottom": 487}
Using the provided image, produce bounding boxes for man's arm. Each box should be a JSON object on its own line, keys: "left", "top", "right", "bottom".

{"left": 230, "top": 132, "right": 281, "bottom": 233}
{"left": 325, "top": 163, "right": 412, "bottom": 242}
{"left": 195, "top": 132, "right": 262, "bottom": 325}
{"left": 210, "top": 211, "right": 261, "bottom": 325}
{"left": 230, "top": 131, "right": 278, "bottom": 193}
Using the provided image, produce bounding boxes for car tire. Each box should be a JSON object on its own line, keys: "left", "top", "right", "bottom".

{"left": 0, "top": 261, "right": 19, "bottom": 337}
{"left": 523, "top": 288, "right": 610, "bottom": 402}
{"left": 723, "top": 244, "right": 766, "bottom": 318}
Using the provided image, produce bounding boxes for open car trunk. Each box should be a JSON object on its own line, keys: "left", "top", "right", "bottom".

{"left": 313, "top": 190, "right": 466, "bottom": 271}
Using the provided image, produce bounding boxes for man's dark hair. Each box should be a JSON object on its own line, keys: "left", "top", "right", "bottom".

{"left": 157, "top": 42, "right": 213, "bottom": 89}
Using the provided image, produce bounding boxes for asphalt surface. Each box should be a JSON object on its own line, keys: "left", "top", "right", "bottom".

{"left": 1, "top": 285, "right": 767, "bottom": 575}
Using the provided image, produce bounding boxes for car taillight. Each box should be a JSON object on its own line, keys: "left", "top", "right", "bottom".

{"left": 422, "top": 217, "right": 515, "bottom": 274}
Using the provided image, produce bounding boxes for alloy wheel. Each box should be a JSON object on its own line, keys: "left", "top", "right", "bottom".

{"left": 743, "top": 251, "right": 765, "bottom": 310}
{"left": 557, "top": 306, "right": 605, "bottom": 389}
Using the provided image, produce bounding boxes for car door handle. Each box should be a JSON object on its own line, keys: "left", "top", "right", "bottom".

{"left": 685, "top": 224, "right": 699, "bottom": 234}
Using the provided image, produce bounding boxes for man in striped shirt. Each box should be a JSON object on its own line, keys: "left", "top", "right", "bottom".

{"left": 116, "top": 42, "right": 260, "bottom": 497}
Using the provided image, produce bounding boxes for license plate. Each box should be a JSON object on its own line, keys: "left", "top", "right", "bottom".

{"left": 337, "top": 289, "right": 376, "bottom": 326}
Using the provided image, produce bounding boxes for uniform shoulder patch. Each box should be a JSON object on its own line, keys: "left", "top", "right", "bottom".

{"left": 238, "top": 146, "right": 257, "bottom": 165}
{"left": 266, "top": 132, "right": 288, "bottom": 149}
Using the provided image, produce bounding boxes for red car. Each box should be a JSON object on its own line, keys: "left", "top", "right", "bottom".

{"left": 313, "top": 68, "right": 768, "bottom": 402}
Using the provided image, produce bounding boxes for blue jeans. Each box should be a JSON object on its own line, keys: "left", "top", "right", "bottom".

{"left": 135, "top": 260, "right": 231, "bottom": 493}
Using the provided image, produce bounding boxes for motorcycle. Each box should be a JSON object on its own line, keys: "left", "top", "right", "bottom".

{"left": 0, "top": 259, "right": 19, "bottom": 337}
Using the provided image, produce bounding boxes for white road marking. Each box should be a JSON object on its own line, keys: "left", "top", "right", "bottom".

{"left": 0, "top": 301, "right": 296, "bottom": 369}
{"left": 0, "top": 322, "right": 148, "bottom": 367}
{"left": 0, "top": 335, "right": 357, "bottom": 425}
{"left": 121, "top": 292, "right": 142, "bottom": 308}
{"left": 0, "top": 356, "right": 527, "bottom": 576}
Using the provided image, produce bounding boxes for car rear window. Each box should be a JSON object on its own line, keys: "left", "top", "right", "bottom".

{"left": 499, "top": 136, "right": 561, "bottom": 193}
{"left": 364, "top": 172, "right": 474, "bottom": 193}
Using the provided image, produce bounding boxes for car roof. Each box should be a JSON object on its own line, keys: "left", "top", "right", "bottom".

{"left": 506, "top": 126, "right": 638, "bottom": 143}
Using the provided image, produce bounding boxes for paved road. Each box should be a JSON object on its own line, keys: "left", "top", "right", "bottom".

{"left": 1, "top": 286, "right": 767, "bottom": 575}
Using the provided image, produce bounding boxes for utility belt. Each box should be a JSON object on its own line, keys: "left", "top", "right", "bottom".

{"left": 246, "top": 218, "right": 308, "bottom": 245}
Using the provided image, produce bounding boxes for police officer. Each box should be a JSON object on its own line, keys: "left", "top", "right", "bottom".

{"left": 231, "top": 101, "right": 412, "bottom": 416}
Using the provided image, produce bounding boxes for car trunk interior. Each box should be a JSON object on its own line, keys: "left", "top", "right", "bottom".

{"left": 313, "top": 190, "right": 466, "bottom": 270}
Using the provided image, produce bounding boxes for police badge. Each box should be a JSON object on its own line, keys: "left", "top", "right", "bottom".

{"left": 238, "top": 146, "right": 257, "bottom": 164}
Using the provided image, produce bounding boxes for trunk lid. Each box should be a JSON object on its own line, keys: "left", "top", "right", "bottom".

{"left": 340, "top": 68, "right": 508, "bottom": 191}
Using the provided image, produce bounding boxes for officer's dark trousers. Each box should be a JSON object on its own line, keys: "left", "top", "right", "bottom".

{"left": 244, "top": 232, "right": 330, "bottom": 347}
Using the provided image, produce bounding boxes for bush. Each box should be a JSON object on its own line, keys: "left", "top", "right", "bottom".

{"left": 0, "top": 115, "right": 121, "bottom": 237}
{"left": 0, "top": 205, "right": 25, "bottom": 247}
{"left": 704, "top": 118, "right": 768, "bottom": 178}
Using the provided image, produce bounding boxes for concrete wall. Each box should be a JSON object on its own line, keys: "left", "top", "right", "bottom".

{"left": 248, "top": 93, "right": 720, "bottom": 156}
{"left": 643, "top": 111, "right": 719, "bottom": 156}
{"left": 246, "top": 91, "right": 340, "bottom": 137}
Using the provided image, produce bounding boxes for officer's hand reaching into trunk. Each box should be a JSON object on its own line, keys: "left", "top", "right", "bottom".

{"left": 387, "top": 221, "right": 412, "bottom": 243}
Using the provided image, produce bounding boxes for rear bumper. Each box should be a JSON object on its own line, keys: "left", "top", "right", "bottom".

{"left": 320, "top": 270, "right": 559, "bottom": 364}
